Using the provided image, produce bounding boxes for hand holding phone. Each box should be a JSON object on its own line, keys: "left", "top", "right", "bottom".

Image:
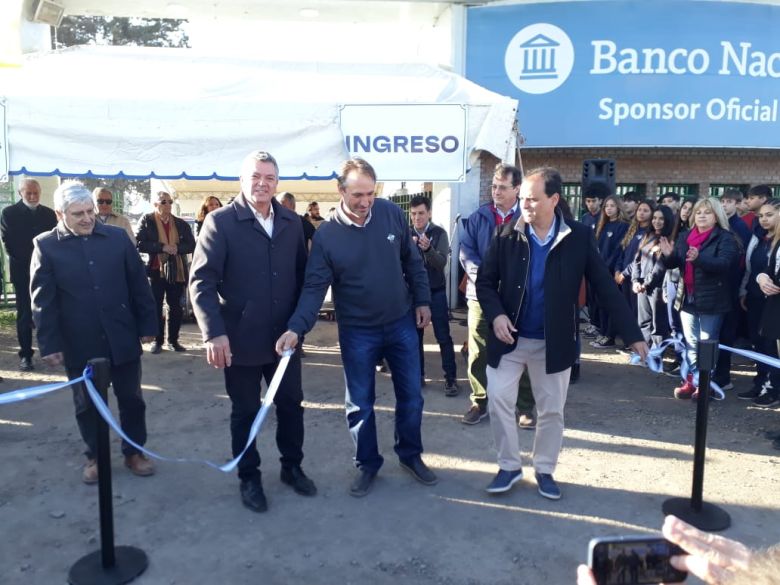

{"left": 587, "top": 535, "right": 688, "bottom": 585}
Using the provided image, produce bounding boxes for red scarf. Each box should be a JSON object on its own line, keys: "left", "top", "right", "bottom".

{"left": 683, "top": 227, "right": 713, "bottom": 297}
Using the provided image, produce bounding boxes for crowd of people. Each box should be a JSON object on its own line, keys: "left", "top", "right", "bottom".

{"left": 2, "top": 161, "right": 778, "bottom": 491}
{"left": 1, "top": 158, "right": 778, "bottom": 583}
{"left": 578, "top": 184, "right": 780, "bottom": 429}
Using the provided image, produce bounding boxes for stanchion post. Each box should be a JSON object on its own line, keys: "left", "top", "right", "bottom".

{"left": 68, "top": 358, "right": 148, "bottom": 585}
{"left": 91, "top": 358, "right": 116, "bottom": 568}
{"left": 662, "top": 339, "right": 731, "bottom": 531}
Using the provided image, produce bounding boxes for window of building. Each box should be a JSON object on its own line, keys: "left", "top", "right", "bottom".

{"left": 657, "top": 184, "right": 698, "bottom": 198}
{"left": 562, "top": 183, "right": 582, "bottom": 218}
{"left": 709, "top": 184, "right": 749, "bottom": 198}
{"left": 769, "top": 185, "right": 780, "bottom": 198}
{"left": 615, "top": 184, "right": 647, "bottom": 197}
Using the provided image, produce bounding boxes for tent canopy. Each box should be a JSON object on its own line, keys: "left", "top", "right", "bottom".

{"left": 1, "top": 46, "right": 518, "bottom": 180}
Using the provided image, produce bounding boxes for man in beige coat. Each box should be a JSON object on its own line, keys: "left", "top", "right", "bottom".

{"left": 92, "top": 187, "right": 136, "bottom": 245}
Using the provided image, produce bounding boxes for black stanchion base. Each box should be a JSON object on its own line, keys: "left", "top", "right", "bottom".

{"left": 68, "top": 546, "right": 148, "bottom": 585}
{"left": 662, "top": 497, "right": 731, "bottom": 532}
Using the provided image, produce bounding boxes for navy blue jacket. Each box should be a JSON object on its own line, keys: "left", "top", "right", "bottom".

{"left": 190, "top": 196, "right": 307, "bottom": 366}
{"left": 615, "top": 226, "right": 648, "bottom": 279}
{"left": 476, "top": 210, "right": 642, "bottom": 373}
{"left": 0, "top": 200, "right": 57, "bottom": 282}
{"left": 30, "top": 222, "right": 157, "bottom": 369}
{"left": 287, "top": 198, "right": 430, "bottom": 336}
{"left": 728, "top": 214, "right": 751, "bottom": 250}
{"left": 460, "top": 202, "right": 509, "bottom": 300}
{"left": 596, "top": 220, "right": 629, "bottom": 273}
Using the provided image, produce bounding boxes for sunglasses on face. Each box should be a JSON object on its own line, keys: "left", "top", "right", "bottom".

{"left": 157, "top": 200, "right": 172, "bottom": 205}
{"left": 96, "top": 199, "right": 112, "bottom": 205}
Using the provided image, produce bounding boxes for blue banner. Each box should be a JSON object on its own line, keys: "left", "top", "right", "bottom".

{"left": 466, "top": 0, "right": 780, "bottom": 148}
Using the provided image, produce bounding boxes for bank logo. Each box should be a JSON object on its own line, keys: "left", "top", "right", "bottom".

{"left": 505, "top": 23, "right": 575, "bottom": 94}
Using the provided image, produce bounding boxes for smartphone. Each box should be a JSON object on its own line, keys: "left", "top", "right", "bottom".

{"left": 587, "top": 535, "right": 688, "bottom": 585}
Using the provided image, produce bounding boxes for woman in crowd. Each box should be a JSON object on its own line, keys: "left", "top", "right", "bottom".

{"left": 633, "top": 205, "right": 675, "bottom": 349}
{"left": 658, "top": 198, "right": 740, "bottom": 400}
{"left": 195, "top": 195, "right": 222, "bottom": 236}
{"left": 590, "top": 195, "right": 629, "bottom": 349}
{"left": 615, "top": 199, "right": 655, "bottom": 319}
{"left": 738, "top": 199, "right": 780, "bottom": 402}
{"left": 752, "top": 202, "right": 780, "bottom": 412}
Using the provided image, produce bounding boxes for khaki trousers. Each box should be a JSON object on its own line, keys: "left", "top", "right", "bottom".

{"left": 486, "top": 337, "right": 570, "bottom": 474}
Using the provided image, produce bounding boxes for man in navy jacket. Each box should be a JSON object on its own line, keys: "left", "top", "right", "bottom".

{"left": 31, "top": 181, "right": 157, "bottom": 484}
{"left": 190, "top": 151, "right": 315, "bottom": 513}
{"left": 276, "top": 158, "right": 435, "bottom": 498}
{"left": 476, "top": 167, "right": 647, "bottom": 500}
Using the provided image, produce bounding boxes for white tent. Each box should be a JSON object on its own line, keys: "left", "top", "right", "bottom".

{"left": 1, "top": 46, "right": 518, "bottom": 180}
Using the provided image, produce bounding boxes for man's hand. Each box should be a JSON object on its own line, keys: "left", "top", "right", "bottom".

{"left": 415, "top": 305, "right": 431, "bottom": 329}
{"left": 206, "top": 335, "right": 232, "bottom": 369}
{"left": 492, "top": 314, "right": 517, "bottom": 345}
{"left": 757, "top": 273, "right": 780, "bottom": 296}
{"left": 630, "top": 340, "right": 650, "bottom": 361}
{"left": 42, "top": 352, "right": 63, "bottom": 367}
{"left": 632, "top": 282, "right": 644, "bottom": 294}
{"left": 415, "top": 233, "right": 431, "bottom": 251}
{"left": 275, "top": 331, "right": 299, "bottom": 355}
{"left": 614, "top": 272, "right": 624, "bottom": 285}
{"left": 140, "top": 336, "right": 155, "bottom": 343}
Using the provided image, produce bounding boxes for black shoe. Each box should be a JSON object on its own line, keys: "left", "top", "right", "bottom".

{"left": 737, "top": 387, "right": 760, "bottom": 400}
{"left": 167, "top": 342, "right": 187, "bottom": 352}
{"left": 569, "top": 363, "right": 580, "bottom": 384}
{"left": 19, "top": 357, "right": 33, "bottom": 371}
{"left": 773, "top": 438, "right": 780, "bottom": 451}
{"left": 280, "top": 466, "right": 317, "bottom": 496}
{"left": 149, "top": 342, "right": 162, "bottom": 354}
{"left": 240, "top": 477, "right": 268, "bottom": 513}
{"left": 764, "top": 429, "right": 780, "bottom": 441}
{"left": 349, "top": 469, "right": 377, "bottom": 497}
{"left": 399, "top": 456, "right": 438, "bottom": 486}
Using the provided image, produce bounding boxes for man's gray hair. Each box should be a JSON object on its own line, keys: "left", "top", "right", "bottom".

{"left": 240, "top": 150, "right": 279, "bottom": 178}
{"left": 277, "top": 191, "right": 295, "bottom": 205}
{"left": 18, "top": 178, "right": 41, "bottom": 193}
{"left": 53, "top": 181, "right": 93, "bottom": 213}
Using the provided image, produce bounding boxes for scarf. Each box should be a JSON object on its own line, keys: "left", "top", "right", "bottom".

{"left": 683, "top": 227, "right": 713, "bottom": 297}
{"left": 154, "top": 213, "right": 186, "bottom": 283}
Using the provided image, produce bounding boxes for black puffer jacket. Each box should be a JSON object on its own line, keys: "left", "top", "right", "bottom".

{"left": 660, "top": 225, "right": 739, "bottom": 314}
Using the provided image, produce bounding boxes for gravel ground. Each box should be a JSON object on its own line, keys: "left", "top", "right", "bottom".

{"left": 0, "top": 315, "right": 778, "bottom": 585}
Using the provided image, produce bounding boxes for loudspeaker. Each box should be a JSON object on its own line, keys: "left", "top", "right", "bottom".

{"left": 32, "top": 0, "right": 65, "bottom": 27}
{"left": 581, "top": 159, "right": 616, "bottom": 198}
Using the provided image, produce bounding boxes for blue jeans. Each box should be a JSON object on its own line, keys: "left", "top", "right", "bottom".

{"left": 417, "top": 288, "right": 457, "bottom": 382}
{"left": 680, "top": 310, "right": 724, "bottom": 374}
{"left": 339, "top": 311, "right": 424, "bottom": 472}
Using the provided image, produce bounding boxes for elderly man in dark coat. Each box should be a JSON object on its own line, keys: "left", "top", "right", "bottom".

{"left": 189, "top": 150, "right": 315, "bottom": 513}
{"left": 30, "top": 181, "right": 158, "bottom": 484}
{"left": 0, "top": 178, "right": 57, "bottom": 371}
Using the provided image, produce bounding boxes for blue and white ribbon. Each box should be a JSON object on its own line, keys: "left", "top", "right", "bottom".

{"left": 0, "top": 351, "right": 293, "bottom": 473}
{"left": 630, "top": 336, "right": 780, "bottom": 400}
{"left": 0, "top": 374, "right": 88, "bottom": 405}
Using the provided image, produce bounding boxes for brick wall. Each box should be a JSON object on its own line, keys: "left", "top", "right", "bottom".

{"left": 516, "top": 147, "right": 780, "bottom": 197}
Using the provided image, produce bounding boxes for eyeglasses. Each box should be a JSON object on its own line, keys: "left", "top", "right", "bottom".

{"left": 96, "top": 199, "right": 112, "bottom": 205}
{"left": 157, "top": 201, "right": 172, "bottom": 205}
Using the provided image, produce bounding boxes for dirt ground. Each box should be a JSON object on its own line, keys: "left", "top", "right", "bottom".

{"left": 1, "top": 312, "right": 779, "bottom": 585}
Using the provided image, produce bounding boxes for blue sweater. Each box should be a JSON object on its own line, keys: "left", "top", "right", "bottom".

{"left": 517, "top": 228, "right": 553, "bottom": 339}
{"left": 287, "top": 198, "right": 430, "bottom": 335}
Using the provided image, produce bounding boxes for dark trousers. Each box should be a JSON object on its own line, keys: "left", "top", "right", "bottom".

{"left": 340, "top": 311, "right": 423, "bottom": 472}
{"left": 637, "top": 288, "right": 669, "bottom": 347}
{"left": 224, "top": 356, "right": 304, "bottom": 481}
{"left": 416, "top": 288, "right": 457, "bottom": 382}
{"left": 714, "top": 305, "right": 739, "bottom": 384}
{"left": 746, "top": 295, "right": 772, "bottom": 386}
{"left": 149, "top": 271, "right": 184, "bottom": 345}
{"left": 67, "top": 359, "right": 147, "bottom": 460}
{"left": 12, "top": 274, "right": 34, "bottom": 358}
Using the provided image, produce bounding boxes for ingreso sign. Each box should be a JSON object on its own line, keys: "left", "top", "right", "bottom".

{"left": 340, "top": 104, "right": 467, "bottom": 181}
{"left": 467, "top": 0, "right": 780, "bottom": 148}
